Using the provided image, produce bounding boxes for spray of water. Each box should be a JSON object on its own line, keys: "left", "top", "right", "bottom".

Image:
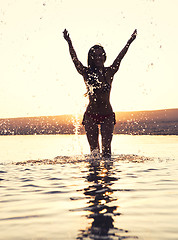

{"left": 71, "top": 96, "right": 88, "bottom": 156}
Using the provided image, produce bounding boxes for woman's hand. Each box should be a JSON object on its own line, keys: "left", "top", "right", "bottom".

{"left": 63, "top": 29, "right": 71, "bottom": 43}
{"left": 128, "top": 29, "right": 137, "bottom": 45}
{"left": 131, "top": 29, "right": 137, "bottom": 40}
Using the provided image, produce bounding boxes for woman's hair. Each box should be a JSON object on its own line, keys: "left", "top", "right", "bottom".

{"left": 87, "top": 45, "right": 106, "bottom": 69}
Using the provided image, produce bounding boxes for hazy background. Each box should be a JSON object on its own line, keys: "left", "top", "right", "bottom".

{"left": 0, "top": 0, "right": 177, "bottom": 118}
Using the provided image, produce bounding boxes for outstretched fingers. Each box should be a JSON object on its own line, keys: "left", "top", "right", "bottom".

{"left": 133, "top": 29, "right": 137, "bottom": 36}
{"left": 129, "top": 29, "right": 137, "bottom": 43}
{"left": 131, "top": 29, "right": 137, "bottom": 39}
{"left": 63, "top": 29, "right": 70, "bottom": 41}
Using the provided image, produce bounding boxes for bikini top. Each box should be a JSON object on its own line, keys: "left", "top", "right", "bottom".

{"left": 85, "top": 68, "right": 111, "bottom": 96}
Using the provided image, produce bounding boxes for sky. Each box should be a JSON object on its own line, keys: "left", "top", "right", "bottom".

{"left": 0, "top": 0, "right": 178, "bottom": 118}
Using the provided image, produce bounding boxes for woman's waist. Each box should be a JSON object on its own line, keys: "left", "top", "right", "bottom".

{"left": 88, "top": 99, "right": 111, "bottom": 107}
{"left": 86, "top": 104, "right": 113, "bottom": 115}
{"left": 83, "top": 111, "right": 116, "bottom": 125}
{"left": 85, "top": 111, "right": 115, "bottom": 117}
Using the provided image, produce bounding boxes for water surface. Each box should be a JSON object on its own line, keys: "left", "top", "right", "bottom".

{"left": 0, "top": 135, "right": 178, "bottom": 239}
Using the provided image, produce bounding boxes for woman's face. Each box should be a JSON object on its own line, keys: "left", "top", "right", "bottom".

{"left": 91, "top": 48, "right": 105, "bottom": 68}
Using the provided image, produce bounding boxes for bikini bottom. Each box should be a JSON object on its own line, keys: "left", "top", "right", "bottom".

{"left": 82, "top": 112, "right": 116, "bottom": 125}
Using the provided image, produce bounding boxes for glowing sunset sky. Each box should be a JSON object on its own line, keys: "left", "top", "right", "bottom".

{"left": 0, "top": 0, "right": 177, "bottom": 118}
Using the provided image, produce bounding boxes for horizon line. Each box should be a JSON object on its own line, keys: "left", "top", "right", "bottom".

{"left": 0, "top": 107, "right": 178, "bottom": 120}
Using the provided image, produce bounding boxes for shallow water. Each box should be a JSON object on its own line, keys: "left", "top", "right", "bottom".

{"left": 0, "top": 134, "right": 178, "bottom": 240}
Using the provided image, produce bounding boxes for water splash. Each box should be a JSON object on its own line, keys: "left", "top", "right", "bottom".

{"left": 71, "top": 113, "right": 84, "bottom": 155}
{"left": 14, "top": 154, "right": 153, "bottom": 166}
{"left": 72, "top": 113, "right": 80, "bottom": 135}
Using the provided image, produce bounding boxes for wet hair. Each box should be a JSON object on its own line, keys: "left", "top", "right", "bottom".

{"left": 87, "top": 45, "right": 106, "bottom": 69}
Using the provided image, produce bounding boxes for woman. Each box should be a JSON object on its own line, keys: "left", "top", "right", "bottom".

{"left": 63, "top": 29, "right": 137, "bottom": 158}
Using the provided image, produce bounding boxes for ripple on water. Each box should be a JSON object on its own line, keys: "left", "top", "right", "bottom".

{"left": 1, "top": 153, "right": 177, "bottom": 240}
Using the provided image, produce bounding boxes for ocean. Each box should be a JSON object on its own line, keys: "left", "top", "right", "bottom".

{"left": 0, "top": 134, "right": 178, "bottom": 240}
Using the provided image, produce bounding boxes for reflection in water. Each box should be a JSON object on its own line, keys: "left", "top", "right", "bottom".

{"left": 77, "top": 158, "right": 138, "bottom": 240}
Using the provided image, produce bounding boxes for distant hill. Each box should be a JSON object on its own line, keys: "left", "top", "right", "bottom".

{"left": 114, "top": 109, "right": 178, "bottom": 135}
{"left": 0, "top": 115, "right": 74, "bottom": 135}
{"left": 115, "top": 108, "right": 178, "bottom": 122}
{"left": 0, "top": 108, "right": 177, "bottom": 135}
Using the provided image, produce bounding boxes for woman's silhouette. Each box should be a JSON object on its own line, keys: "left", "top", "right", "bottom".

{"left": 63, "top": 29, "right": 137, "bottom": 158}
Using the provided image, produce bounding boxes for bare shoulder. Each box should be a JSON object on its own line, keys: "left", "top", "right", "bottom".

{"left": 82, "top": 66, "right": 89, "bottom": 79}
{"left": 76, "top": 63, "right": 88, "bottom": 76}
{"left": 105, "top": 67, "right": 112, "bottom": 73}
{"left": 105, "top": 66, "right": 116, "bottom": 77}
{"left": 104, "top": 67, "right": 115, "bottom": 84}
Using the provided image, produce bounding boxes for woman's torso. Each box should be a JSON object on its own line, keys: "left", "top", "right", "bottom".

{"left": 83, "top": 67, "right": 114, "bottom": 115}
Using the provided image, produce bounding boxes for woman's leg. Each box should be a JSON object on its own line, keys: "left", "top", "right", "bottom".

{"left": 83, "top": 115, "right": 100, "bottom": 153}
{"left": 100, "top": 117, "right": 115, "bottom": 157}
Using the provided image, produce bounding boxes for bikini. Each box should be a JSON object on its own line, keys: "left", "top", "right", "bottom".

{"left": 82, "top": 112, "right": 116, "bottom": 125}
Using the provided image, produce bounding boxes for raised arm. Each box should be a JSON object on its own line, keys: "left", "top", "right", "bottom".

{"left": 63, "top": 29, "right": 85, "bottom": 75}
{"left": 110, "top": 29, "right": 137, "bottom": 75}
